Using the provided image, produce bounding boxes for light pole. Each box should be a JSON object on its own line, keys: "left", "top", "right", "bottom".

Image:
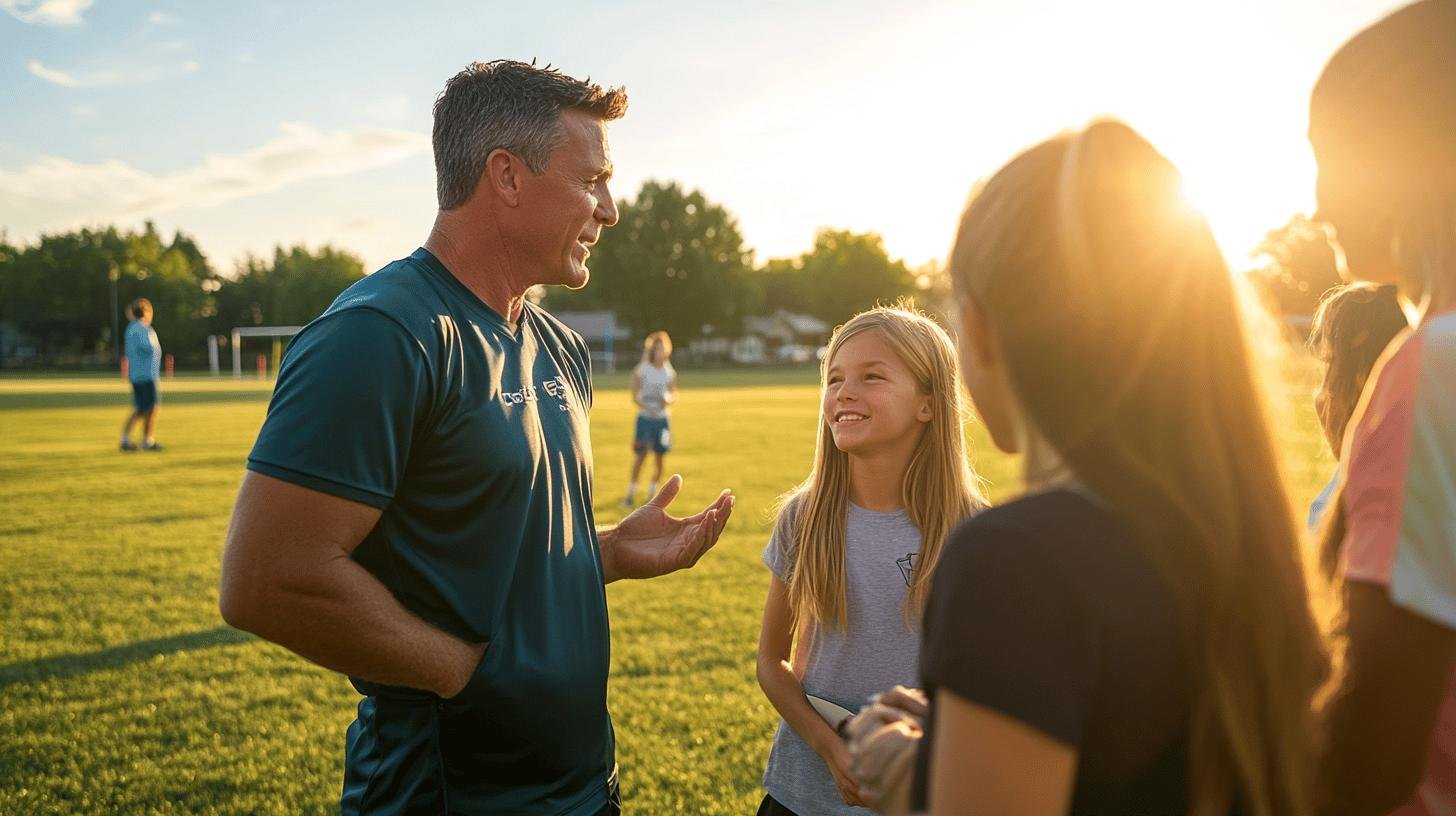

{"left": 108, "top": 262, "right": 120, "bottom": 367}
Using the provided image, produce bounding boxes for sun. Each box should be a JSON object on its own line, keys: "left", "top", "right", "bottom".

{"left": 1171, "top": 144, "right": 1318, "bottom": 269}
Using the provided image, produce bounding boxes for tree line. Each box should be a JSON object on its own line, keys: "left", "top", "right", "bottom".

{"left": 0, "top": 222, "right": 365, "bottom": 368}
{"left": 0, "top": 180, "right": 1329, "bottom": 369}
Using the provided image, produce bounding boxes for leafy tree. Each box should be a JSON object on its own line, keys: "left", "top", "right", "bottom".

{"left": 212, "top": 245, "right": 366, "bottom": 331}
{"left": 795, "top": 228, "right": 918, "bottom": 326}
{"left": 0, "top": 222, "right": 216, "bottom": 365}
{"left": 544, "top": 180, "right": 757, "bottom": 339}
{"left": 1248, "top": 214, "right": 1344, "bottom": 319}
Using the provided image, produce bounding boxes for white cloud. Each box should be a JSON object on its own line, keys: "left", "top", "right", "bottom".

{"left": 27, "top": 60, "right": 79, "bottom": 88}
{"left": 0, "top": 0, "right": 91, "bottom": 25}
{"left": 147, "top": 10, "right": 178, "bottom": 25}
{"left": 0, "top": 123, "right": 429, "bottom": 220}
{"left": 27, "top": 58, "right": 199, "bottom": 88}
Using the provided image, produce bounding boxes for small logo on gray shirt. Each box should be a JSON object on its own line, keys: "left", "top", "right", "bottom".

{"left": 896, "top": 552, "right": 919, "bottom": 587}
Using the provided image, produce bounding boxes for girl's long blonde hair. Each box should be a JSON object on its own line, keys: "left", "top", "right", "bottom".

{"left": 639, "top": 330, "right": 672, "bottom": 366}
{"left": 949, "top": 121, "right": 1327, "bottom": 816}
{"left": 781, "top": 304, "right": 987, "bottom": 632}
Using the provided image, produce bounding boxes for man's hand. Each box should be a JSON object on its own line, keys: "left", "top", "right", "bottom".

{"left": 600, "top": 475, "right": 733, "bottom": 583}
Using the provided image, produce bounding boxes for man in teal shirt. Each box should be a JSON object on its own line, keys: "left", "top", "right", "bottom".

{"left": 219, "top": 61, "right": 734, "bottom": 816}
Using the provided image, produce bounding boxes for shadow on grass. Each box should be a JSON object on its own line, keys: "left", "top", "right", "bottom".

{"left": 0, "top": 390, "right": 274, "bottom": 411}
{"left": 0, "top": 626, "right": 255, "bottom": 689}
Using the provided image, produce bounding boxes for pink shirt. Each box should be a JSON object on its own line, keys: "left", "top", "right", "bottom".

{"left": 1342, "top": 308, "right": 1456, "bottom": 816}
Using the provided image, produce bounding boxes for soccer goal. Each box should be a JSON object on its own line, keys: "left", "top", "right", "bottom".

{"left": 229, "top": 326, "right": 304, "bottom": 378}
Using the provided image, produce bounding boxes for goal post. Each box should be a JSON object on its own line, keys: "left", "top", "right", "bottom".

{"left": 231, "top": 326, "right": 304, "bottom": 379}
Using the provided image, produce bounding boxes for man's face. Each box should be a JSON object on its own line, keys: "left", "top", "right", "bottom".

{"left": 517, "top": 109, "right": 619, "bottom": 289}
{"left": 1310, "top": 133, "right": 1401, "bottom": 286}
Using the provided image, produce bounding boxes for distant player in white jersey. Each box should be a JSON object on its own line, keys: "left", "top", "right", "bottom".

{"left": 624, "top": 331, "right": 677, "bottom": 507}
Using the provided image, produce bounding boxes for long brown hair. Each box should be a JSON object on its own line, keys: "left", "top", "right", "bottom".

{"left": 949, "top": 121, "right": 1327, "bottom": 816}
{"left": 781, "top": 305, "right": 987, "bottom": 631}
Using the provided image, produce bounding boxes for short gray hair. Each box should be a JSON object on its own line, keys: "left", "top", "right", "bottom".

{"left": 432, "top": 60, "right": 628, "bottom": 210}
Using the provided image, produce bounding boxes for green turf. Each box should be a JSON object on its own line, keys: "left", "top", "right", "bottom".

{"left": 0, "top": 361, "right": 1333, "bottom": 814}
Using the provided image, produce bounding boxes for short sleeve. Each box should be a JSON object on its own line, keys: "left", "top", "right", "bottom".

{"left": 920, "top": 521, "right": 1100, "bottom": 747}
{"left": 246, "top": 307, "right": 432, "bottom": 508}
{"left": 761, "top": 500, "right": 802, "bottom": 582}
{"left": 1343, "top": 329, "right": 1456, "bottom": 630}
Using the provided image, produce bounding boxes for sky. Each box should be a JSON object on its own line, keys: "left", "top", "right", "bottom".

{"left": 0, "top": 0, "right": 1410, "bottom": 276}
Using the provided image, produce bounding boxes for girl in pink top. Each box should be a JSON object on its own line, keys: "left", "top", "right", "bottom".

{"left": 1311, "top": 2, "right": 1456, "bottom": 813}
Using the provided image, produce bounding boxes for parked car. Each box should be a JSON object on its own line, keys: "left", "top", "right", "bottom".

{"left": 776, "top": 344, "right": 813, "bottom": 364}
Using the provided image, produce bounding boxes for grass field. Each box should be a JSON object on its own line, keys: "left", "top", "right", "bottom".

{"left": 0, "top": 362, "right": 1332, "bottom": 814}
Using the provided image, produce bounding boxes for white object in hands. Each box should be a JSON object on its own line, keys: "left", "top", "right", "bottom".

{"left": 807, "top": 693, "right": 856, "bottom": 726}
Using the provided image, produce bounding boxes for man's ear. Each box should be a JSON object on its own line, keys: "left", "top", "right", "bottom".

{"left": 480, "top": 148, "right": 523, "bottom": 207}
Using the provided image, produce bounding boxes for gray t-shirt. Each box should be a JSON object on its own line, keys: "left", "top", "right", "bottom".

{"left": 761, "top": 501, "right": 924, "bottom": 816}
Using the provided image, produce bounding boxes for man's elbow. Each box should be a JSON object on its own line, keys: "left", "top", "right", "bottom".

{"left": 218, "top": 566, "right": 269, "bottom": 634}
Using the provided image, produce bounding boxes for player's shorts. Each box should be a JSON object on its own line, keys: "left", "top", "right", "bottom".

{"left": 632, "top": 416, "right": 671, "bottom": 454}
{"left": 131, "top": 380, "right": 158, "bottom": 412}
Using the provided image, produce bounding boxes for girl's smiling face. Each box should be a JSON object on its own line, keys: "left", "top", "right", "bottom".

{"left": 822, "top": 329, "right": 932, "bottom": 456}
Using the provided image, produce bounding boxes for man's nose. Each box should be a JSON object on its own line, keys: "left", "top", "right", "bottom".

{"left": 596, "top": 180, "right": 619, "bottom": 227}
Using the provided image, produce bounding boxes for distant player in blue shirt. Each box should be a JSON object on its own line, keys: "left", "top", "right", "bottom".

{"left": 119, "top": 297, "right": 163, "bottom": 452}
{"left": 218, "top": 61, "right": 735, "bottom": 816}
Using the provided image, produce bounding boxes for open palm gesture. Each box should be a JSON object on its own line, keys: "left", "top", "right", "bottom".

{"left": 602, "top": 475, "right": 734, "bottom": 582}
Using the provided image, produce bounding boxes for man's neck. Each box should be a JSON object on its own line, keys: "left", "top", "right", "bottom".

{"left": 424, "top": 212, "right": 528, "bottom": 328}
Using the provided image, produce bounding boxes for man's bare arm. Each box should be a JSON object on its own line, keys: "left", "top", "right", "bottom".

{"left": 1320, "top": 581, "right": 1456, "bottom": 815}
{"left": 219, "top": 471, "right": 484, "bottom": 697}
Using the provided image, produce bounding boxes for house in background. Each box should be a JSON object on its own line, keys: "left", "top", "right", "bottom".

{"left": 553, "top": 311, "right": 632, "bottom": 372}
{"left": 688, "top": 308, "right": 830, "bottom": 365}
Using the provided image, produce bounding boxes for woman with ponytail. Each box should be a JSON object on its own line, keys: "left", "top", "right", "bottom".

{"left": 1309, "top": 2, "right": 1456, "bottom": 813}
{"left": 846, "top": 120, "right": 1327, "bottom": 816}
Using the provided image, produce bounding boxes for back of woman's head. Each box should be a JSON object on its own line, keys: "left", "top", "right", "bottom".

{"left": 1309, "top": 283, "right": 1407, "bottom": 454}
{"left": 949, "top": 120, "right": 1326, "bottom": 816}
{"left": 785, "top": 304, "right": 986, "bottom": 631}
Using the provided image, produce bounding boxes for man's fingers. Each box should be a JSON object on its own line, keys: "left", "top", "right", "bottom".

{"left": 712, "top": 492, "right": 734, "bottom": 537}
{"left": 646, "top": 474, "right": 682, "bottom": 509}
{"left": 689, "top": 509, "right": 718, "bottom": 565}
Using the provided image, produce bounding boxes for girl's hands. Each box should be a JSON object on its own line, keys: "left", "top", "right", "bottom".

{"left": 845, "top": 686, "right": 928, "bottom": 813}
{"left": 822, "top": 734, "right": 867, "bottom": 807}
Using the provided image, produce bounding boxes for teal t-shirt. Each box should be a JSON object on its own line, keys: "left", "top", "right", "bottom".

{"left": 247, "top": 248, "right": 613, "bottom": 815}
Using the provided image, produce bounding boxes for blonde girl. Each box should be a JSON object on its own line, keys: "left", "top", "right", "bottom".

{"left": 756, "top": 305, "right": 986, "bottom": 816}
{"left": 623, "top": 330, "right": 677, "bottom": 506}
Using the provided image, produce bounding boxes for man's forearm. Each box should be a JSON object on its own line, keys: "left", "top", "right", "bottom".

{"left": 222, "top": 549, "right": 482, "bottom": 697}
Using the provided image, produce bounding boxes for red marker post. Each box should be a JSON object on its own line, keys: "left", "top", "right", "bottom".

{"left": 164, "top": 354, "right": 175, "bottom": 379}
{"left": 257, "top": 354, "right": 267, "bottom": 379}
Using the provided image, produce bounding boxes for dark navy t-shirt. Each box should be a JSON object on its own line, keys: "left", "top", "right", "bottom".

{"left": 914, "top": 490, "right": 1193, "bottom": 814}
{"left": 247, "top": 248, "right": 613, "bottom": 815}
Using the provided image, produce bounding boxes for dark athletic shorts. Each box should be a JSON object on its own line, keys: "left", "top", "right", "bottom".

{"left": 757, "top": 794, "right": 799, "bottom": 816}
{"left": 131, "top": 380, "right": 158, "bottom": 412}
{"left": 632, "top": 416, "right": 670, "bottom": 454}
